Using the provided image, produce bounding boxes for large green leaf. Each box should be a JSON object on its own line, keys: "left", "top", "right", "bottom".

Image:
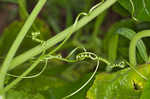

{"left": 87, "top": 64, "right": 150, "bottom": 99}
{"left": 118, "top": 0, "right": 150, "bottom": 21}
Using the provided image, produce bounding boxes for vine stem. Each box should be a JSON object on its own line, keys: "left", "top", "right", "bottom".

{"left": 0, "top": 0, "right": 46, "bottom": 96}
{"left": 129, "top": 30, "right": 150, "bottom": 66}
{"left": 8, "top": 0, "right": 118, "bottom": 71}
{"left": 4, "top": 55, "right": 45, "bottom": 92}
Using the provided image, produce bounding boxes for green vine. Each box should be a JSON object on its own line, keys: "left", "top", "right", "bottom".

{"left": 0, "top": 0, "right": 47, "bottom": 97}
{"left": 8, "top": 0, "right": 118, "bottom": 71}
{"left": 0, "top": 0, "right": 149, "bottom": 98}
{"left": 2, "top": 1, "right": 111, "bottom": 97}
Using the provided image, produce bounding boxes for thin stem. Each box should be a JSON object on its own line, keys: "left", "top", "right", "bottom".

{"left": 125, "top": 60, "right": 147, "bottom": 80}
{"left": 7, "top": 59, "right": 48, "bottom": 78}
{"left": 129, "top": 30, "right": 150, "bottom": 66}
{"left": 48, "top": 13, "right": 88, "bottom": 55}
{"left": 5, "top": 51, "right": 78, "bottom": 92}
{"left": 4, "top": 55, "right": 44, "bottom": 92}
{"left": 63, "top": 60, "right": 100, "bottom": 99}
{"left": 92, "top": 11, "right": 107, "bottom": 37}
{"left": 0, "top": 0, "right": 46, "bottom": 92}
{"left": 8, "top": 0, "right": 118, "bottom": 71}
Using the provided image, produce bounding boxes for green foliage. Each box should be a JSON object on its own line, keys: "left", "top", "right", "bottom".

{"left": 104, "top": 19, "right": 135, "bottom": 62}
{"left": 87, "top": 64, "right": 150, "bottom": 99}
{"left": 6, "top": 69, "right": 93, "bottom": 99}
{"left": 112, "top": 3, "right": 129, "bottom": 17}
{"left": 116, "top": 28, "right": 148, "bottom": 62}
{"left": 118, "top": 0, "right": 150, "bottom": 21}
{"left": 6, "top": 90, "right": 45, "bottom": 99}
{"left": 1, "top": 0, "right": 150, "bottom": 99}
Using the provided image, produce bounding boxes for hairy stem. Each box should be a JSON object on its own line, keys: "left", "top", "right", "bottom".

{"left": 129, "top": 30, "right": 150, "bottom": 66}
{"left": 8, "top": 0, "right": 117, "bottom": 71}
{"left": 0, "top": 0, "right": 46, "bottom": 93}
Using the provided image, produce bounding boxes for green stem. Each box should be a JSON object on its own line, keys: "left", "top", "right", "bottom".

{"left": 4, "top": 55, "right": 44, "bottom": 92}
{"left": 0, "top": 0, "right": 46, "bottom": 92}
{"left": 8, "top": 0, "right": 117, "bottom": 71}
{"left": 92, "top": 11, "right": 107, "bottom": 37}
{"left": 18, "top": 0, "right": 44, "bottom": 39}
{"left": 18, "top": 0, "right": 28, "bottom": 20}
{"left": 129, "top": 30, "right": 150, "bottom": 66}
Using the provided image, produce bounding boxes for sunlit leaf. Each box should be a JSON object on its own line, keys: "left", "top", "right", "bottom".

{"left": 87, "top": 64, "right": 150, "bottom": 99}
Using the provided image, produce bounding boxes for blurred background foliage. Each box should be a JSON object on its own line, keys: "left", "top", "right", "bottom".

{"left": 0, "top": 0, "right": 150, "bottom": 99}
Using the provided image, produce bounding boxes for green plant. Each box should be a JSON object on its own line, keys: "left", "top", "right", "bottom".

{"left": 0, "top": 0, "right": 150, "bottom": 99}
{"left": 0, "top": 0, "right": 47, "bottom": 98}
